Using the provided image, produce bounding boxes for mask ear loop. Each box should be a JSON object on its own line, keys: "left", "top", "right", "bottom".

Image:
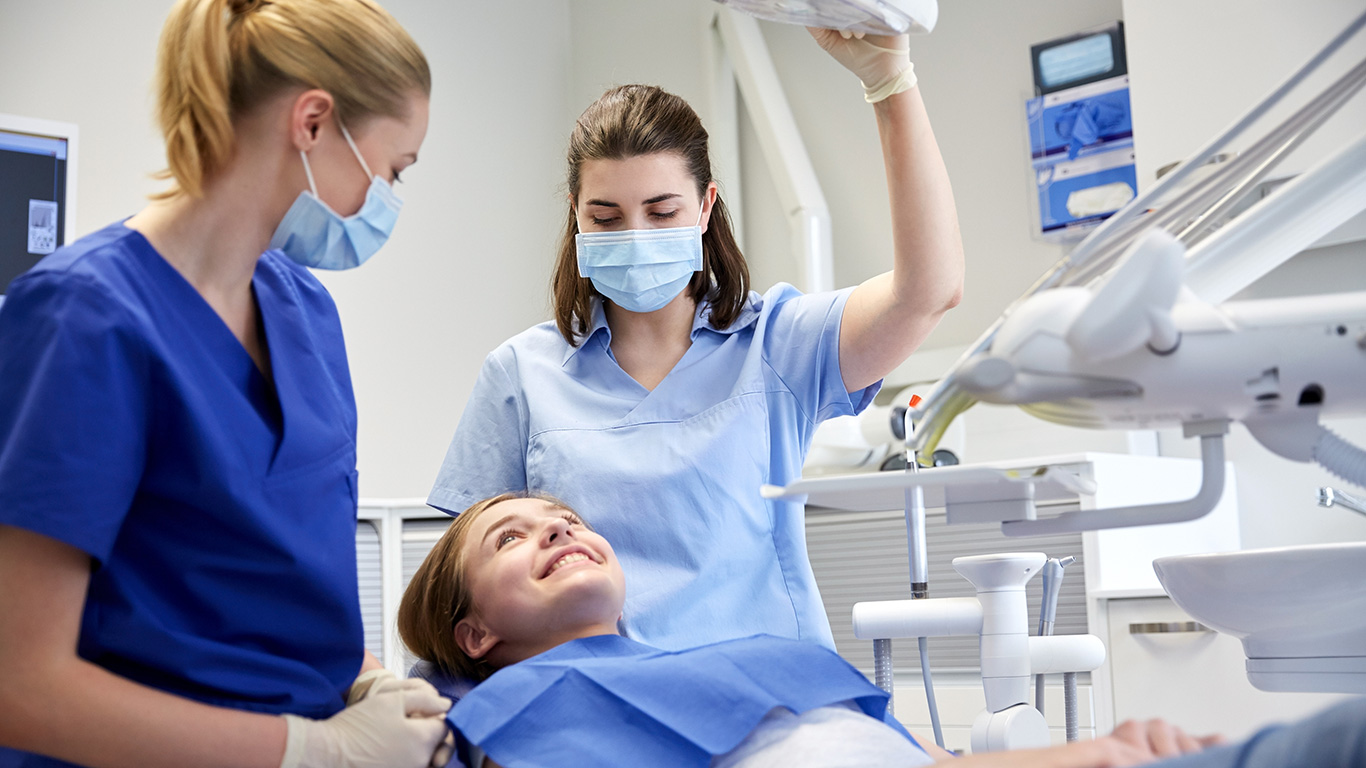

{"left": 299, "top": 150, "right": 319, "bottom": 197}
{"left": 339, "top": 121, "right": 376, "bottom": 181}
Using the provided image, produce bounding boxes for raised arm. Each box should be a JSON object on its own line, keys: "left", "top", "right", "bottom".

{"left": 809, "top": 30, "right": 965, "bottom": 393}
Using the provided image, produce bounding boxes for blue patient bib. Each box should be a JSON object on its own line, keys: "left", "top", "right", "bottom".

{"left": 448, "top": 634, "right": 919, "bottom": 768}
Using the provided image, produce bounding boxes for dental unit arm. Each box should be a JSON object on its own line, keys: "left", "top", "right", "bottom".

{"left": 907, "top": 9, "right": 1366, "bottom": 537}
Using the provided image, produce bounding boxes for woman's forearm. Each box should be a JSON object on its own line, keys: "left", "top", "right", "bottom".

{"left": 841, "top": 85, "right": 965, "bottom": 391}
{"left": 0, "top": 525, "right": 286, "bottom": 768}
{"left": 0, "top": 656, "right": 288, "bottom": 768}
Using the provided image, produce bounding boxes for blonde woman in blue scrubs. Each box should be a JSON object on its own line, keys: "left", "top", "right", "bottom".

{"left": 0, "top": 1, "right": 449, "bottom": 766}
{"left": 430, "top": 31, "right": 964, "bottom": 651}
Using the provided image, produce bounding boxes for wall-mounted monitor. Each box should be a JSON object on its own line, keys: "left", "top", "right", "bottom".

{"left": 0, "top": 113, "right": 79, "bottom": 302}
{"left": 1031, "top": 22, "right": 1127, "bottom": 97}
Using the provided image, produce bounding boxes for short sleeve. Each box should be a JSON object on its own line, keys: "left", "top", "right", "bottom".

{"left": 760, "top": 284, "right": 881, "bottom": 424}
{"left": 427, "top": 349, "right": 529, "bottom": 514}
{"left": 0, "top": 273, "right": 149, "bottom": 562}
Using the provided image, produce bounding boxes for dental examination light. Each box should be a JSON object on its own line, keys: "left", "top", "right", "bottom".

{"left": 906, "top": 8, "right": 1366, "bottom": 535}
{"left": 711, "top": 0, "right": 937, "bottom": 35}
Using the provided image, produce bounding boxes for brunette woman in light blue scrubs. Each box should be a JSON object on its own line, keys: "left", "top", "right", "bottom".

{"left": 430, "top": 30, "right": 965, "bottom": 652}
{"left": 0, "top": 1, "right": 448, "bottom": 767}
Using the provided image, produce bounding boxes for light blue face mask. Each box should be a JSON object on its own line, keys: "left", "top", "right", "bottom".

{"left": 575, "top": 206, "right": 704, "bottom": 313}
{"left": 269, "top": 122, "right": 403, "bottom": 271}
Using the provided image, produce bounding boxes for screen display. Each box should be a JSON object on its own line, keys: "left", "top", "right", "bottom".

{"left": 1039, "top": 33, "right": 1115, "bottom": 89}
{"left": 1, "top": 129, "right": 68, "bottom": 293}
{"left": 1031, "top": 22, "right": 1127, "bottom": 97}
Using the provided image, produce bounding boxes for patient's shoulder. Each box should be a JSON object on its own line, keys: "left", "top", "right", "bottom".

{"left": 408, "top": 659, "right": 478, "bottom": 703}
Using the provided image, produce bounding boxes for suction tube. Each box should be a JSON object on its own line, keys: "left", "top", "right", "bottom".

{"left": 904, "top": 397, "right": 945, "bottom": 749}
{"left": 1315, "top": 426, "right": 1366, "bottom": 489}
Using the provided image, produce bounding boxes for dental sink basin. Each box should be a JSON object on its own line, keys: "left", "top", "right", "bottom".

{"left": 1154, "top": 542, "right": 1366, "bottom": 693}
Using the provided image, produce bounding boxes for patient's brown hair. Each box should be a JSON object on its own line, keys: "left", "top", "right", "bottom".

{"left": 397, "top": 491, "right": 569, "bottom": 682}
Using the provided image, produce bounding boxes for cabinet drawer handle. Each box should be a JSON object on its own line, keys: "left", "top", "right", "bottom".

{"left": 1129, "top": 621, "right": 1212, "bottom": 634}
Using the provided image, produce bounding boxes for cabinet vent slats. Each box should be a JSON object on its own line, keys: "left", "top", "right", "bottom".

{"left": 356, "top": 520, "right": 384, "bottom": 661}
{"left": 806, "top": 506, "right": 1089, "bottom": 676}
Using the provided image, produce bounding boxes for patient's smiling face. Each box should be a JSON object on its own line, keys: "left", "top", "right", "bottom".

{"left": 453, "top": 498, "right": 626, "bottom": 668}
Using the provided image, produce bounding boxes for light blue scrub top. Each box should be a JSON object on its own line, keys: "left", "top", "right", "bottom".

{"left": 429, "top": 284, "right": 880, "bottom": 650}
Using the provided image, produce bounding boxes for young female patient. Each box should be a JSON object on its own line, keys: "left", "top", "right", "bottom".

{"left": 397, "top": 493, "right": 1363, "bottom": 768}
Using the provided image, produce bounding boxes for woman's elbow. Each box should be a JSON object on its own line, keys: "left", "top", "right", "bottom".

{"left": 940, "top": 281, "right": 964, "bottom": 313}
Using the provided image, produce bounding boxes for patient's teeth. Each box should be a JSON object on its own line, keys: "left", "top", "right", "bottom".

{"left": 549, "top": 552, "right": 590, "bottom": 574}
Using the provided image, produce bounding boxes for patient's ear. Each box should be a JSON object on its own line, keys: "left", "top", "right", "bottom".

{"left": 455, "top": 616, "right": 499, "bottom": 660}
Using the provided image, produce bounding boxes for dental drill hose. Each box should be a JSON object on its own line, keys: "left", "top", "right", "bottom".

{"left": 874, "top": 639, "right": 895, "bottom": 713}
{"left": 1064, "top": 672, "right": 1078, "bottom": 742}
{"left": 1315, "top": 426, "right": 1366, "bottom": 489}
{"left": 904, "top": 397, "right": 945, "bottom": 749}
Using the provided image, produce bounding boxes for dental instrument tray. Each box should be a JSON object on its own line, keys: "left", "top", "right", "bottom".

{"left": 762, "top": 461, "right": 1096, "bottom": 524}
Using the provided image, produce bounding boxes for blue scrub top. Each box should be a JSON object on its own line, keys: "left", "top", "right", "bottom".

{"left": 0, "top": 222, "right": 364, "bottom": 734}
{"left": 429, "top": 284, "right": 879, "bottom": 650}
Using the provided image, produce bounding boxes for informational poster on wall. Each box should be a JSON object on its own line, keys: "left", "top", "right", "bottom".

{"left": 1028, "top": 74, "right": 1137, "bottom": 239}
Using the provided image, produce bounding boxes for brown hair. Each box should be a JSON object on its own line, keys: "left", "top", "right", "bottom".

{"left": 397, "top": 491, "right": 570, "bottom": 682}
{"left": 552, "top": 84, "right": 750, "bottom": 345}
{"left": 152, "top": 0, "right": 431, "bottom": 198}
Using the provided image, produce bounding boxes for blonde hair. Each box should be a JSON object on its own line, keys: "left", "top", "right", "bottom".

{"left": 397, "top": 492, "right": 572, "bottom": 682}
{"left": 152, "top": 0, "right": 431, "bottom": 198}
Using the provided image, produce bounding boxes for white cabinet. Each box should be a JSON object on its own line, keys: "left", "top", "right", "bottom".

{"left": 1105, "top": 596, "right": 1352, "bottom": 741}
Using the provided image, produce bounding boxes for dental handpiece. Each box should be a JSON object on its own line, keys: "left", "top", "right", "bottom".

{"left": 904, "top": 395, "right": 927, "bottom": 598}
{"left": 1035, "top": 556, "right": 1077, "bottom": 720}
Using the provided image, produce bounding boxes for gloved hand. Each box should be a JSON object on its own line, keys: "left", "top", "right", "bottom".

{"left": 808, "top": 28, "right": 917, "bottom": 103}
{"left": 346, "top": 670, "right": 457, "bottom": 767}
{"left": 280, "top": 688, "right": 452, "bottom": 768}
{"left": 346, "top": 667, "right": 441, "bottom": 706}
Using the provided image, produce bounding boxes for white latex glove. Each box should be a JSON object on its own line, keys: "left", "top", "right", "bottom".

{"left": 808, "top": 28, "right": 917, "bottom": 103}
{"left": 280, "top": 689, "right": 452, "bottom": 768}
{"left": 346, "top": 670, "right": 456, "bottom": 768}
{"left": 346, "top": 668, "right": 441, "bottom": 706}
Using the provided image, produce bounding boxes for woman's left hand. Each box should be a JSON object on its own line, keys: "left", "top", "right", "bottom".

{"left": 807, "top": 28, "right": 916, "bottom": 102}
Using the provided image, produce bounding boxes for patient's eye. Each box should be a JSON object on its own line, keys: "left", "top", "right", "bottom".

{"left": 562, "top": 512, "right": 584, "bottom": 527}
{"left": 495, "top": 529, "right": 520, "bottom": 549}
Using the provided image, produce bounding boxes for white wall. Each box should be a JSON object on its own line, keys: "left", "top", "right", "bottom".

{"left": 312, "top": 0, "right": 572, "bottom": 497}
{"left": 0, "top": 0, "right": 573, "bottom": 498}
{"left": 3, "top": 0, "right": 1363, "bottom": 513}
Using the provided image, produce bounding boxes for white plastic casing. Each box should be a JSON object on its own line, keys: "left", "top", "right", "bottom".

{"left": 851, "top": 597, "right": 983, "bottom": 640}
{"left": 953, "top": 553, "right": 1045, "bottom": 712}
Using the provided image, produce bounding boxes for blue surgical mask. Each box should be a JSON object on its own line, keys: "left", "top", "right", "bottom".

{"left": 269, "top": 122, "right": 403, "bottom": 270}
{"left": 576, "top": 207, "right": 704, "bottom": 313}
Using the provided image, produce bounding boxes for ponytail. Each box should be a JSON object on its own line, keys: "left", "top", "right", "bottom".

{"left": 151, "top": 0, "right": 430, "bottom": 199}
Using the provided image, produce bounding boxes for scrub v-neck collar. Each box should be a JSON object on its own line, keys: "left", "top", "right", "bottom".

{"left": 123, "top": 226, "right": 299, "bottom": 469}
